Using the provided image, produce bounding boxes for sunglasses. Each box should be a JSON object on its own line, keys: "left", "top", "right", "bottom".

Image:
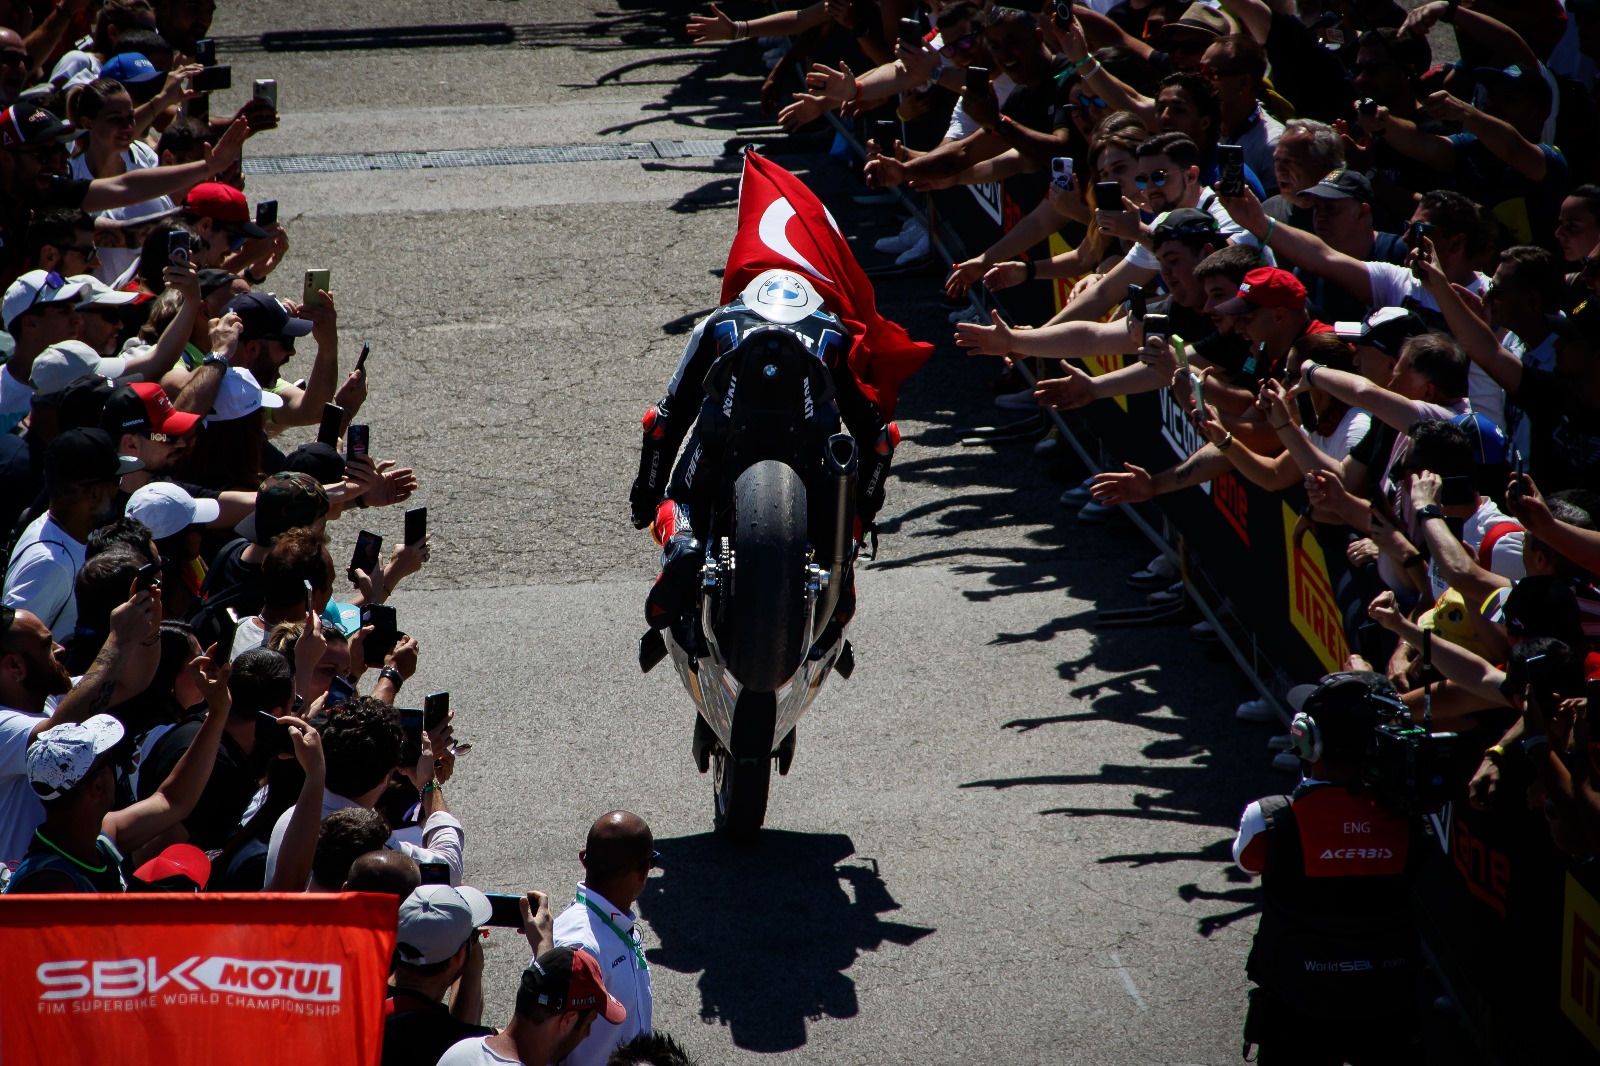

{"left": 1133, "top": 169, "right": 1172, "bottom": 189}
{"left": 939, "top": 31, "right": 979, "bottom": 56}
{"left": 52, "top": 242, "right": 99, "bottom": 259}
{"left": 1064, "top": 95, "right": 1107, "bottom": 111}
{"left": 20, "top": 271, "right": 67, "bottom": 318}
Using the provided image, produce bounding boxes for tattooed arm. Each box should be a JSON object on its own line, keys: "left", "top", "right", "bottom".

{"left": 37, "top": 587, "right": 162, "bottom": 739}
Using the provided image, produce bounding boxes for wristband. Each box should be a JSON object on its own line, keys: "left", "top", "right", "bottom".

{"left": 1416, "top": 505, "right": 1445, "bottom": 522}
{"left": 420, "top": 781, "right": 441, "bottom": 795}
{"left": 1522, "top": 734, "right": 1550, "bottom": 754}
{"left": 1217, "top": 432, "right": 1234, "bottom": 453}
{"left": 1484, "top": 743, "right": 1507, "bottom": 763}
{"left": 1263, "top": 218, "right": 1276, "bottom": 247}
{"left": 1025, "top": 259, "right": 1036, "bottom": 281}
{"left": 379, "top": 666, "right": 405, "bottom": 689}
{"left": 1079, "top": 61, "right": 1101, "bottom": 80}
{"left": 1303, "top": 362, "right": 1318, "bottom": 386}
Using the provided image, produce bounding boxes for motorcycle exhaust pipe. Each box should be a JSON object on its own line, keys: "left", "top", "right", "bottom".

{"left": 818, "top": 433, "right": 857, "bottom": 630}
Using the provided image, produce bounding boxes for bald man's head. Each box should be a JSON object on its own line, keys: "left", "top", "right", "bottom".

{"left": 0, "top": 30, "right": 27, "bottom": 107}
{"left": 581, "top": 810, "right": 654, "bottom": 882}
{"left": 343, "top": 849, "right": 422, "bottom": 899}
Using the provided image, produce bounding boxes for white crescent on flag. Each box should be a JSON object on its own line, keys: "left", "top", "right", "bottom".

{"left": 757, "top": 196, "right": 834, "bottom": 285}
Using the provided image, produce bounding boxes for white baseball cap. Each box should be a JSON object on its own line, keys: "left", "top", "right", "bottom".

{"left": 68, "top": 274, "right": 142, "bottom": 310}
{"left": 2, "top": 269, "right": 87, "bottom": 331}
{"left": 208, "top": 366, "right": 285, "bottom": 423}
{"left": 126, "top": 481, "right": 222, "bottom": 538}
{"left": 28, "top": 714, "right": 125, "bottom": 801}
{"left": 29, "top": 340, "right": 131, "bottom": 395}
{"left": 395, "top": 884, "right": 494, "bottom": 965}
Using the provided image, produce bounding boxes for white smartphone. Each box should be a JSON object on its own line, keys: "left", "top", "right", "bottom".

{"left": 1050, "top": 156, "right": 1073, "bottom": 190}
{"left": 252, "top": 79, "right": 277, "bottom": 109}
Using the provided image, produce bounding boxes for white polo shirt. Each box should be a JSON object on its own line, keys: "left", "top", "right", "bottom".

{"left": 552, "top": 885, "right": 653, "bottom": 1066}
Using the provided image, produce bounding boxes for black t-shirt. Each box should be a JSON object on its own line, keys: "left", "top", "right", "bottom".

{"left": 1512, "top": 366, "right": 1600, "bottom": 491}
{"left": 1265, "top": 13, "right": 1354, "bottom": 124}
{"left": 197, "top": 537, "right": 263, "bottom": 613}
{"left": 138, "top": 711, "right": 259, "bottom": 851}
{"left": 0, "top": 177, "right": 91, "bottom": 289}
{"left": 381, "top": 992, "right": 496, "bottom": 1066}
{"left": 1002, "top": 56, "right": 1071, "bottom": 134}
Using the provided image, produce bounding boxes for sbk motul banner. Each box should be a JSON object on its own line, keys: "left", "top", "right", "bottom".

{"left": 722, "top": 151, "right": 932, "bottom": 419}
{"left": 0, "top": 893, "right": 398, "bottom": 1065}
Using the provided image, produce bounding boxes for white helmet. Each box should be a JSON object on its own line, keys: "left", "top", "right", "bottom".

{"left": 739, "top": 269, "right": 826, "bottom": 325}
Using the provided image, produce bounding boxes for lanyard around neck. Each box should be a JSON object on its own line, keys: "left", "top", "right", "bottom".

{"left": 577, "top": 889, "right": 646, "bottom": 971}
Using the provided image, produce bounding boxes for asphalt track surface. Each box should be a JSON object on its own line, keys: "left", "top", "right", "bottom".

{"left": 213, "top": 3, "right": 1471, "bottom": 1062}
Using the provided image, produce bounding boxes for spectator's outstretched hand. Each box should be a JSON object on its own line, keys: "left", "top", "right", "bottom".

{"left": 688, "top": 4, "right": 737, "bottom": 42}
{"left": 863, "top": 154, "right": 905, "bottom": 188}
{"left": 1214, "top": 183, "right": 1267, "bottom": 234}
{"left": 779, "top": 92, "right": 831, "bottom": 132}
{"left": 521, "top": 891, "right": 554, "bottom": 957}
{"left": 204, "top": 118, "right": 250, "bottom": 176}
{"left": 155, "top": 63, "right": 203, "bottom": 112}
{"left": 1399, "top": 0, "right": 1449, "bottom": 38}
{"left": 805, "top": 61, "right": 857, "bottom": 106}
{"left": 981, "top": 261, "right": 1028, "bottom": 292}
{"left": 1504, "top": 471, "right": 1549, "bottom": 527}
{"left": 1091, "top": 462, "right": 1151, "bottom": 505}
{"left": 1346, "top": 537, "right": 1379, "bottom": 568}
{"left": 1034, "top": 360, "right": 1094, "bottom": 411}
{"left": 945, "top": 257, "right": 987, "bottom": 298}
{"left": 1366, "top": 590, "right": 1406, "bottom": 633}
{"left": 954, "top": 309, "right": 1016, "bottom": 356}
{"left": 1193, "top": 397, "right": 1228, "bottom": 447}
{"left": 189, "top": 644, "right": 233, "bottom": 710}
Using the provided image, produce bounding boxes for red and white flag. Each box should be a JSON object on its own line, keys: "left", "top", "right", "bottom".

{"left": 721, "top": 151, "right": 932, "bottom": 418}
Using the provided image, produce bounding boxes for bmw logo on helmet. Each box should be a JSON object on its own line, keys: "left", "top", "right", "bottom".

{"left": 741, "top": 268, "right": 825, "bottom": 325}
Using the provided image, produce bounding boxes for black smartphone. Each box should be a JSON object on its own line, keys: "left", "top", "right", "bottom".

{"left": 354, "top": 342, "right": 370, "bottom": 374}
{"left": 417, "top": 861, "right": 451, "bottom": 886}
{"left": 898, "top": 17, "right": 923, "bottom": 44}
{"left": 424, "top": 690, "right": 449, "bottom": 732}
{"left": 398, "top": 707, "right": 425, "bottom": 766}
{"left": 964, "top": 66, "right": 989, "bottom": 97}
{"left": 1216, "top": 144, "right": 1245, "bottom": 197}
{"left": 1095, "top": 181, "right": 1124, "bottom": 211}
{"left": 348, "top": 530, "right": 382, "bottom": 583}
{"left": 1356, "top": 621, "right": 1382, "bottom": 663}
{"left": 1587, "top": 677, "right": 1600, "bottom": 716}
{"left": 1525, "top": 653, "right": 1558, "bottom": 717}
{"left": 1127, "top": 284, "right": 1146, "bottom": 321}
{"left": 404, "top": 507, "right": 427, "bottom": 547}
{"left": 1508, "top": 454, "right": 1527, "bottom": 502}
{"left": 255, "top": 710, "right": 291, "bottom": 759}
{"left": 325, "top": 674, "right": 356, "bottom": 709}
{"left": 167, "top": 229, "right": 191, "bottom": 267}
{"left": 134, "top": 562, "right": 160, "bottom": 591}
{"left": 190, "top": 64, "right": 232, "bottom": 93}
{"left": 1357, "top": 97, "right": 1378, "bottom": 118}
{"left": 1441, "top": 475, "right": 1475, "bottom": 507}
{"left": 195, "top": 38, "right": 216, "bottom": 65}
{"left": 346, "top": 423, "right": 369, "bottom": 461}
{"left": 1142, "top": 312, "right": 1170, "bottom": 341}
{"left": 1054, "top": 0, "right": 1073, "bottom": 28}
{"left": 361, "top": 602, "right": 399, "bottom": 666}
{"left": 255, "top": 199, "right": 278, "bottom": 228}
{"left": 485, "top": 893, "right": 525, "bottom": 928}
{"left": 1296, "top": 390, "right": 1318, "bottom": 428}
{"left": 317, "top": 402, "right": 345, "bottom": 447}
{"left": 871, "top": 118, "right": 898, "bottom": 152}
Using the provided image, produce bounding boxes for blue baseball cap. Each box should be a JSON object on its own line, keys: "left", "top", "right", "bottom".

{"left": 100, "top": 53, "right": 161, "bottom": 85}
{"left": 1452, "top": 412, "right": 1508, "bottom": 466}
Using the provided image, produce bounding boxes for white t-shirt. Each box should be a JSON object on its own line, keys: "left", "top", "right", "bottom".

{"left": 1426, "top": 498, "right": 1525, "bottom": 601}
{"left": 0, "top": 706, "right": 47, "bottom": 870}
{"left": 436, "top": 1038, "right": 520, "bottom": 1066}
{"left": 943, "top": 71, "right": 1016, "bottom": 142}
{"left": 0, "top": 363, "right": 32, "bottom": 416}
{"left": 1364, "top": 263, "right": 1501, "bottom": 430}
{"left": 1306, "top": 407, "right": 1371, "bottom": 463}
{"left": 49, "top": 50, "right": 99, "bottom": 86}
{"left": 3, "top": 512, "right": 87, "bottom": 635}
{"left": 70, "top": 141, "right": 174, "bottom": 222}
{"left": 230, "top": 617, "right": 267, "bottom": 660}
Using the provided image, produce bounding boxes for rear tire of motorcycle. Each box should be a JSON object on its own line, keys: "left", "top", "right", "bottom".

{"left": 722, "top": 459, "right": 809, "bottom": 693}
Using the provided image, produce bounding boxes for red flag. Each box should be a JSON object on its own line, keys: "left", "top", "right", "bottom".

{"left": 721, "top": 151, "right": 932, "bottom": 418}
{"left": 0, "top": 893, "right": 397, "bottom": 1066}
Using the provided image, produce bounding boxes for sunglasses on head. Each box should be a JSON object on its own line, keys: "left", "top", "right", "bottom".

{"left": 1133, "top": 169, "right": 1172, "bottom": 189}
{"left": 21, "top": 271, "right": 67, "bottom": 317}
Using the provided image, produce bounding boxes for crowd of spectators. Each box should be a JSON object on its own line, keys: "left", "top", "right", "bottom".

{"left": 0, "top": 4, "right": 698, "bottom": 1065}
{"left": 696, "top": 0, "right": 1600, "bottom": 1054}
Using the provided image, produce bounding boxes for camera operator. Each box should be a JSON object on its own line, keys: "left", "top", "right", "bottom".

{"left": 1232, "top": 671, "right": 1428, "bottom": 1064}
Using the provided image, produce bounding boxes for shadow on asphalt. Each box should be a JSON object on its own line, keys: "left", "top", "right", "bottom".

{"left": 638, "top": 830, "right": 934, "bottom": 1052}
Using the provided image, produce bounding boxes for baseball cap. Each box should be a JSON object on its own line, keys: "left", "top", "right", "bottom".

{"left": 184, "top": 183, "right": 268, "bottom": 239}
{"left": 1451, "top": 412, "right": 1509, "bottom": 466}
{"left": 28, "top": 714, "right": 124, "bottom": 800}
{"left": 1300, "top": 169, "right": 1374, "bottom": 204}
{"left": 69, "top": 274, "right": 145, "bottom": 311}
{"left": 282, "top": 441, "right": 346, "bottom": 485}
{"left": 1214, "top": 267, "right": 1307, "bottom": 316}
{"left": 100, "top": 52, "right": 161, "bottom": 86}
{"left": 101, "top": 382, "right": 202, "bottom": 439}
{"left": 1149, "top": 207, "right": 1219, "bottom": 245}
{"left": 209, "top": 366, "right": 285, "bottom": 423}
{"left": 198, "top": 268, "right": 243, "bottom": 298}
{"left": 126, "top": 482, "right": 221, "bottom": 538}
{"left": 1333, "top": 306, "right": 1427, "bottom": 359}
{"left": 3, "top": 269, "right": 87, "bottom": 330}
{"left": 396, "top": 885, "right": 495, "bottom": 965}
{"left": 225, "top": 290, "right": 314, "bottom": 341}
{"left": 45, "top": 427, "right": 142, "bottom": 488}
{"left": 252, "top": 471, "right": 331, "bottom": 545}
{"left": 133, "top": 842, "right": 211, "bottom": 890}
{"left": 0, "top": 100, "right": 83, "bottom": 151}
{"left": 30, "top": 340, "right": 131, "bottom": 395}
{"left": 518, "top": 946, "right": 627, "bottom": 1024}
{"left": 1475, "top": 64, "right": 1552, "bottom": 110}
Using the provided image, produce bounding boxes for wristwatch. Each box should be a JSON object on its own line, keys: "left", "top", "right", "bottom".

{"left": 1416, "top": 504, "right": 1445, "bottom": 522}
{"left": 201, "top": 352, "right": 229, "bottom": 370}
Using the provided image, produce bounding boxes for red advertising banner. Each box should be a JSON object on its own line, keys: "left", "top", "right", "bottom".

{"left": 0, "top": 893, "right": 398, "bottom": 1066}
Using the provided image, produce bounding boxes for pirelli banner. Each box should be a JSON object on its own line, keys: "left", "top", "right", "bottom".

{"left": 0, "top": 893, "right": 398, "bottom": 1065}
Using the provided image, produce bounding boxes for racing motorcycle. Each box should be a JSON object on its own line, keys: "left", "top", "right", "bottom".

{"left": 640, "top": 317, "right": 861, "bottom": 841}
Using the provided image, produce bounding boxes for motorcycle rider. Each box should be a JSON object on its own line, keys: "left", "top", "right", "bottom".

{"left": 631, "top": 269, "right": 897, "bottom": 641}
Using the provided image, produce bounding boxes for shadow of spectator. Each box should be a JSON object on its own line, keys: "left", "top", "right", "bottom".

{"left": 638, "top": 830, "right": 934, "bottom": 1052}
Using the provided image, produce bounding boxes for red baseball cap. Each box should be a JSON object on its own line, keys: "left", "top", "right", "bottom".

{"left": 133, "top": 842, "right": 211, "bottom": 890}
{"left": 1215, "top": 267, "right": 1307, "bottom": 316}
{"left": 183, "top": 182, "right": 268, "bottom": 238}
{"left": 102, "top": 382, "right": 202, "bottom": 437}
{"left": 518, "top": 946, "right": 627, "bottom": 1024}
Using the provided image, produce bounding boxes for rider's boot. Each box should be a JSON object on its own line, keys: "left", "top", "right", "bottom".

{"left": 630, "top": 403, "right": 677, "bottom": 530}
{"left": 645, "top": 500, "right": 705, "bottom": 631}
